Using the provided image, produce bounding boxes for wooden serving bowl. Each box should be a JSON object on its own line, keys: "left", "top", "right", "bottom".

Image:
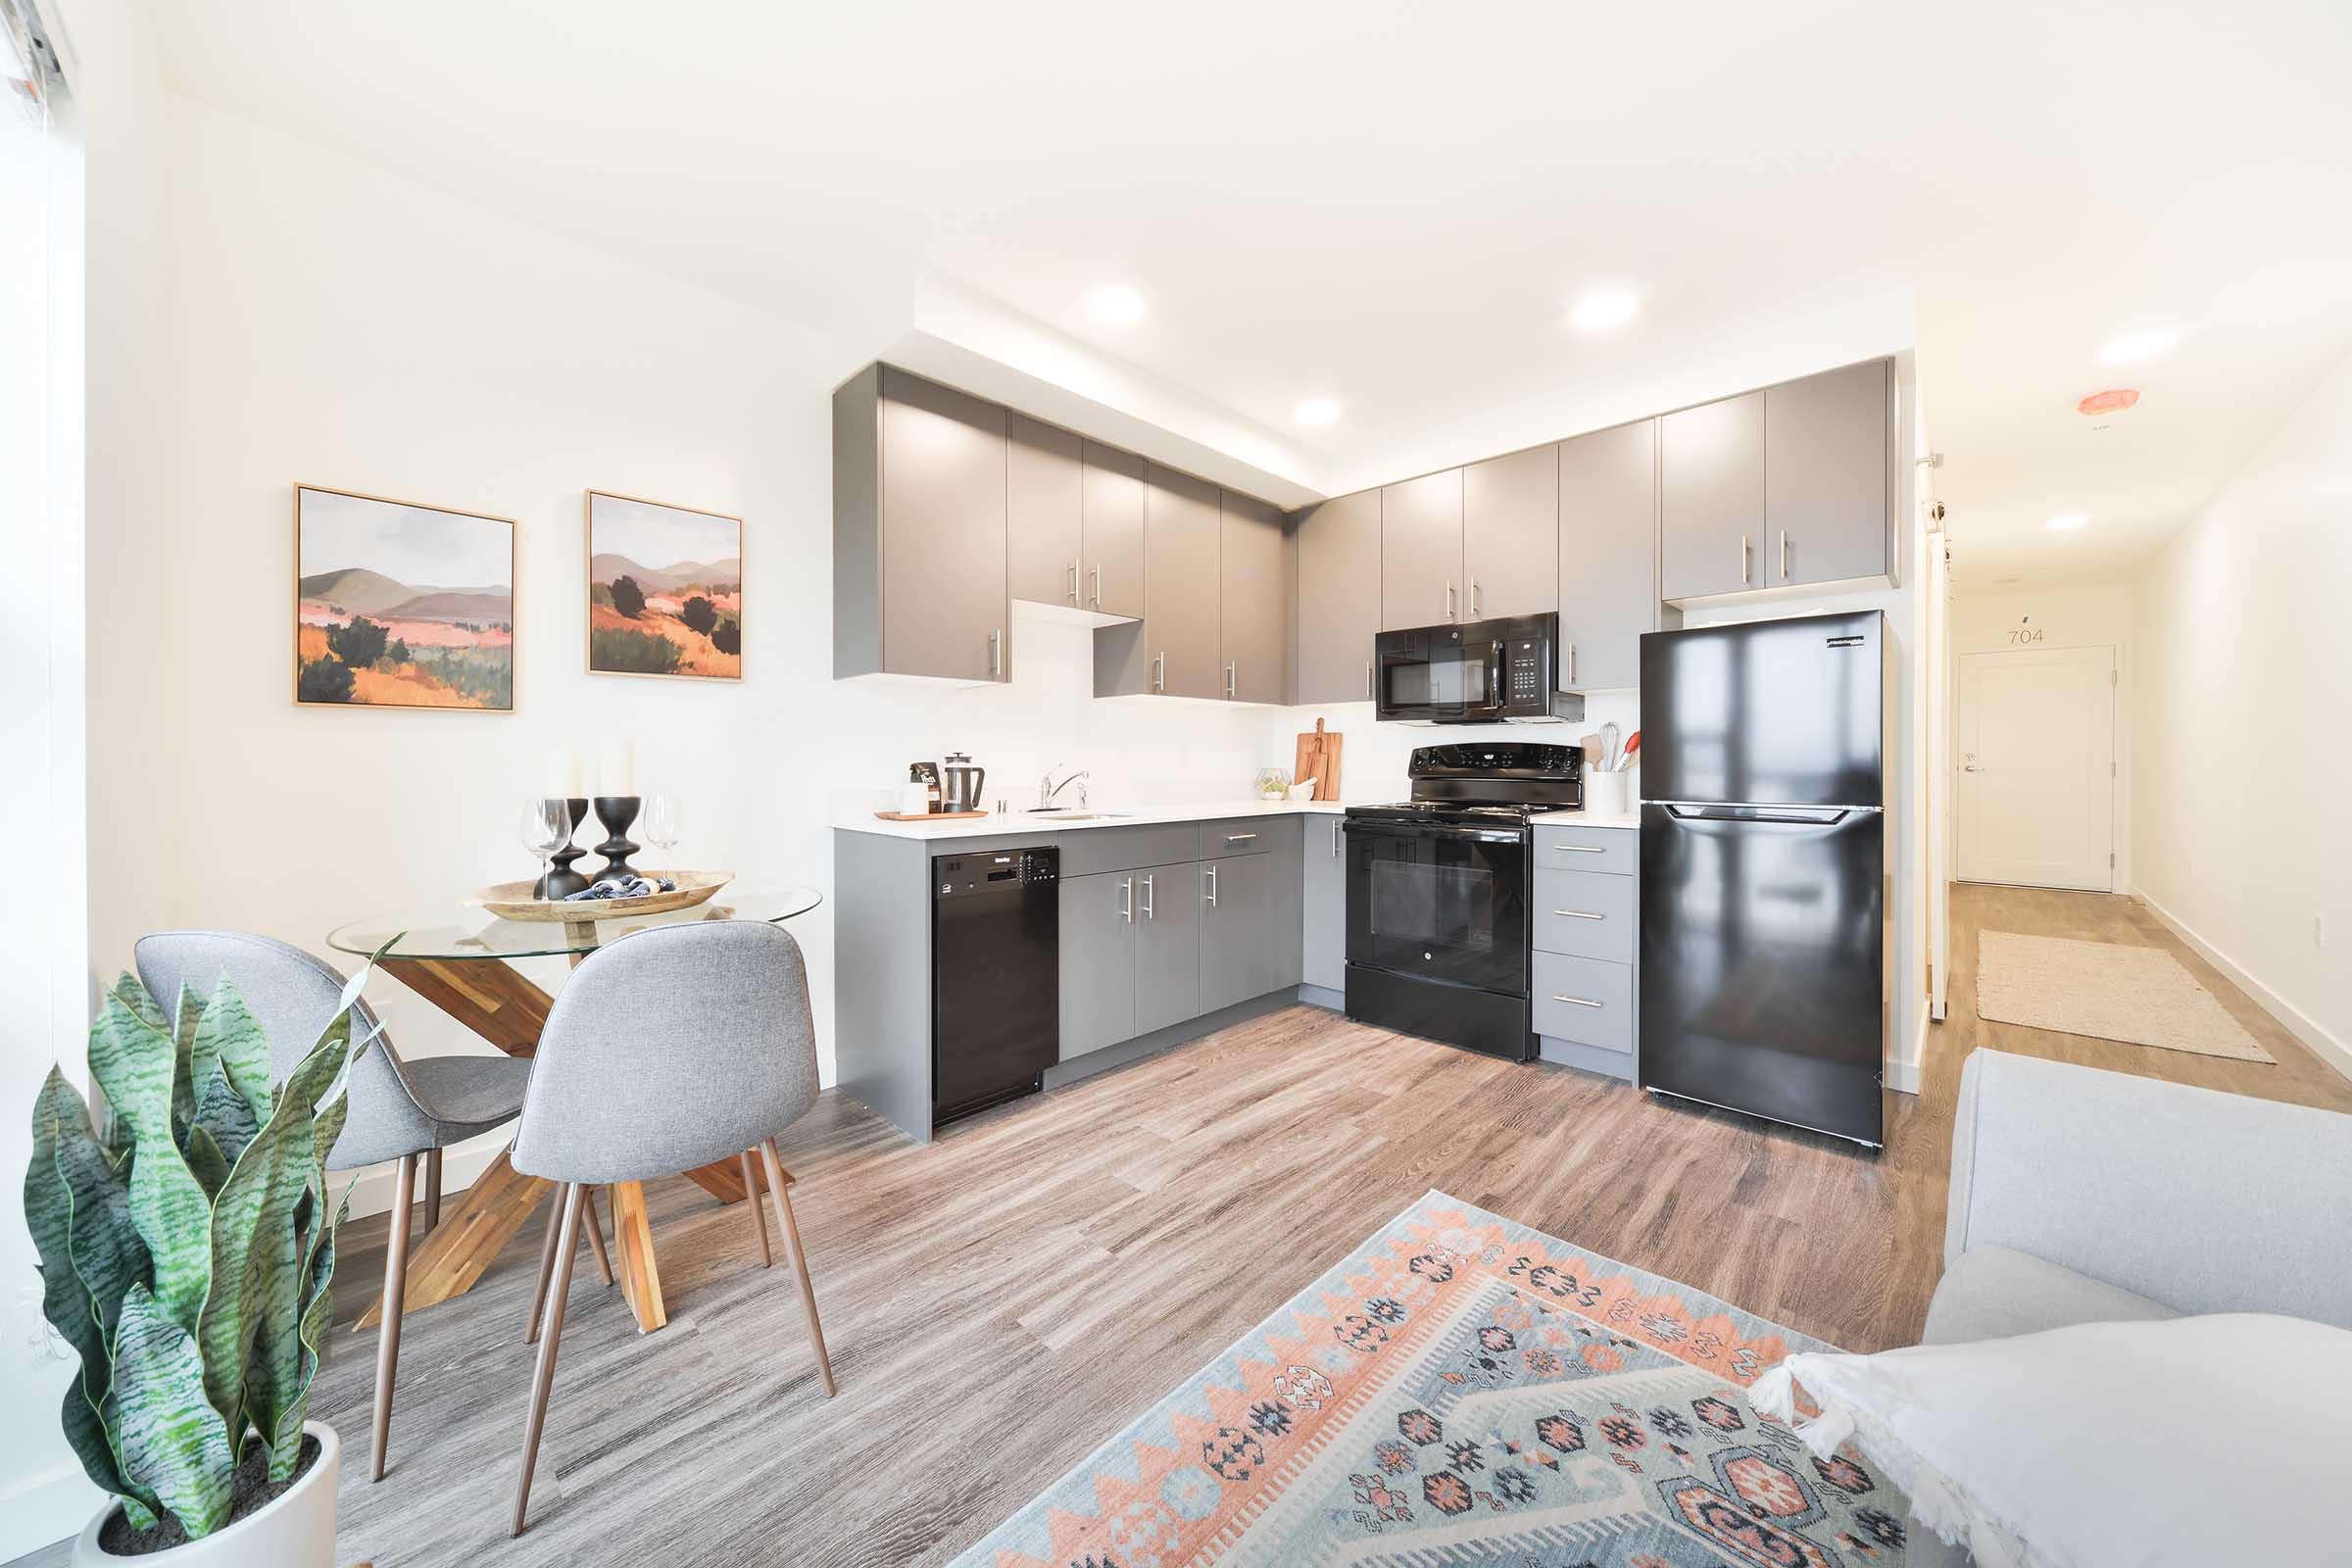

{"left": 470, "top": 870, "right": 734, "bottom": 921}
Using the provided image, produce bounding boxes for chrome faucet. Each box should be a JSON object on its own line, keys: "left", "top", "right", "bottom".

{"left": 1039, "top": 765, "right": 1090, "bottom": 809}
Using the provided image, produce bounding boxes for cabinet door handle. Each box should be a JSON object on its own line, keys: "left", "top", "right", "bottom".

{"left": 1780, "top": 529, "right": 1789, "bottom": 580}
{"left": 1554, "top": 843, "right": 1606, "bottom": 854}
{"left": 1365, "top": 659, "right": 1374, "bottom": 701}
{"left": 1119, "top": 877, "right": 1133, "bottom": 923}
{"left": 1331, "top": 818, "right": 1341, "bottom": 858}
{"left": 1225, "top": 832, "right": 1257, "bottom": 844}
{"left": 1091, "top": 564, "right": 1102, "bottom": 608}
{"left": 1446, "top": 580, "right": 1455, "bottom": 619}
{"left": 1549, "top": 994, "right": 1604, "bottom": 1008}
{"left": 1068, "top": 560, "right": 1080, "bottom": 605}
{"left": 1152, "top": 652, "right": 1165, "bottom": 694}
{"left": 1471, "top": 580, "right": 1482, "bottom": 618}
{"left": 989, "top": 627, "right": 1003, "bottom": 677}
{"left": 1204, "top": 863, "right": 1218, "bottom": 906}
{"left": 1141, "top": 873, "right": 1154, "bottom": 920}
{"left": 1740, "top": 534, "right": 1751, "bottom": 586}
{"left": 1550, "top": 908, "right": 1605, "bottom": 920}
{"left": 1225, "top": 661, "right": 1236, "bottom": 699}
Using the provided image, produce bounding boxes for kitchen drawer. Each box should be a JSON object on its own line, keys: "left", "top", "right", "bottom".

{"left": 1195, "top": 817, "right": 1280, "bottom": 859}
{"left": 1059, "top": 822, "right": 1202, "bottom": 877}
{"left": 1531, "top": 952, "right": 1634, "bottom": 1054}
{"left": 1532, "top": 868, "right": 1635, "bottom": 962}
{"left": 1533, "top": 823, "right": 1636, "bottom": 876}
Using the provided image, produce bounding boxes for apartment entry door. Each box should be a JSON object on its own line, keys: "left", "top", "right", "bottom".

{"left": 1956, "top": 645, "right": 2117, "bottom": 890}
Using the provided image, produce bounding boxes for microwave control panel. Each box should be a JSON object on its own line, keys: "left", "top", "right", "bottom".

{"left": 1506, "top": 642, "right": 1546, "bottom": 703}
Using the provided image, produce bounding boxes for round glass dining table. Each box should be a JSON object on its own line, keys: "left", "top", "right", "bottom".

{"left": 326, "top": 884, "right": 822, "bottom": 961}
{"left": 325, "top": 884, "right": 821, "bottom": 1336}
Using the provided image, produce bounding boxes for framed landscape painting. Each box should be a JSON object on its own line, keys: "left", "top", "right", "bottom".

{"left": 295, "top": 485, "right": 515, "bottom": 710}
{"left": 585, "top": 490, "right": 743, "bottom": 679}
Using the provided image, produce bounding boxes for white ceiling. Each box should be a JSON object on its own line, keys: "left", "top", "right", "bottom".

{"left": 139, "top": 0, "right": 2352, "bottom": 590}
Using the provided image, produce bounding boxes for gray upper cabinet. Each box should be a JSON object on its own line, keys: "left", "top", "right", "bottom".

{"left": 1133, "top": 860, "right": 1200, "bottom": 1036}
{"left": 1765, "top": 359, "right": 1894, "bottom": 589}
{"left": 1294, "top": 490, "right": 1382, "bottom": 705}
{"left": 835, "top": 366, "right": 1010, "bottom": 682}
{"left": 1220, "top": 490, "right": 1290, "bottom": 704}
{"left": 1057, "top": 870, "right": 1136, "bottom": 1061}
{"left": 1198, "top": 855, "right": 1273, "bottom": 1013}
{"left": 1556, "top": 418, "right": 1658, "bottom": 691}
{"left": 1658, "top": 390, "right": 1765, "bottom": 603}
{"left": 1463, "top": 446, "right": 1557, "bottom": 621}
{"left": 1143, "top": 464, "right": 1225, "bottom": 699}
{"left": 1008, "top": 412, "right": 1082, "bottom": 609}
{"left": 1381, "top": 468, "right": 1464, "bottom": 629}
{"left": 1081, "top": 441, "right": 1147, "bottom": 618}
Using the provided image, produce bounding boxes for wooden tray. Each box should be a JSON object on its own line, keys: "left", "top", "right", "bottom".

{"left": 872, "top": 809, "right": 987, "bottom": 821}
{"left": 471, "top": 870, "right": 733, "bottom": 921}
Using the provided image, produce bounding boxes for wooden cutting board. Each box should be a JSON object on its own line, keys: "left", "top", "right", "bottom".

{"left": 1294, "top": 718, "right": 1344, "bottom": 801}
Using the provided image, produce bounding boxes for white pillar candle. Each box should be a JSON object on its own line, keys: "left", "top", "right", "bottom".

{"left": 598, "top": 737, "right": 638, "bottom": 797}
{"left": 543, "top": 748, "right": 584, "bottom": 799}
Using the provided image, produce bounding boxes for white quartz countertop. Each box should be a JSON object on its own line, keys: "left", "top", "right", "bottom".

{"left": 836, "top": 799, "right": 1346, "bottom": 841}
{"left": 836, "top": 799, "right": 1641, "bottom": 839}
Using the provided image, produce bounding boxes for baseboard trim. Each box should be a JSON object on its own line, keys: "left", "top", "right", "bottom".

{"left": 1044, "top": 990, "right": 1296, "bottom": 1090}
{"left": 338, "top": 1129, "right": 510, "bottom": 1220}
{"left": 2132, "top": 885, "right": 2352, "bottom": 1086}
{"left": 1, "top": 1460, "right": 99, "bottom": 1561}
{"left": 1881, "top": 1006, "right": 1930, "bottom": 1096}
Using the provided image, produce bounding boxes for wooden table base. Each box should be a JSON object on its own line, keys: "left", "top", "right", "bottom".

{"left": 364, "top": 955, "right": 745, "bottom": 1334}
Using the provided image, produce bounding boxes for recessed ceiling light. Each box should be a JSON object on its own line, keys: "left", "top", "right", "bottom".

{"left": 1088, "top": 285, "right": 1146, "bottom": 326}
{"left": 2044, "top": 514, "right": 2089, "bottom": 532}
{"left": 2100, "top": 327, "right": 2176, "bottom": 364}
{"left": 1296, "top": 398, "right": 1342, "bottom": 426}
{"left": 1569, "top": 291, "right": 1639, "bottom": 332}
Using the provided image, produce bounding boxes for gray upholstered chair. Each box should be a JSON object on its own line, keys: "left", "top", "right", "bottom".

{"left": 507, "top": 919, "right": 836, "bottom": 1535}
{"left": 134, "top": 930, "right": 535, "bottom": 1483}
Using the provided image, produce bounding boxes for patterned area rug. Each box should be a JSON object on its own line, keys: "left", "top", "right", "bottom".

{"left": 1977, "top": 930, "right": 2274, "bottom": 1063}
{"left": 954, "top": 1192, "right": 1911, "bottom": 1567}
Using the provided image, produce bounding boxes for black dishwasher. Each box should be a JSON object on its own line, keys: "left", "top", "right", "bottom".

{"left": 931, "top": 847, "right": 1059, "bottom": 1126}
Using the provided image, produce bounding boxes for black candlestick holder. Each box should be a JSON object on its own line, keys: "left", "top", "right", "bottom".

{"left": 593, "top": 795, "right": 642, "bottom": 882}
{"left": 534, "top": 798, "right": 592, "bottom": 899}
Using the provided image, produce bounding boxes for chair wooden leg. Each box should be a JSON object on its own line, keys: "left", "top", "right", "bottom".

{"left": 513, "top": 1184, "right": 584, "bottom": 1537}
{"left": 524, "top": 1188, "right": 563, "bottom": 1345}
{"left": 421, "top": 1148, "right": 443, "bottom": 1233}
{"left": 740, "top": 1152, "right": 771, "bottom": 1267}
{"left": 370, "top": 1152, "right": 418, "bottom": 1482}
{"left": 758, "top": 1140, "right": 835, "bottom": 1397}
{"left": 581, "top": 1186, "right": 616, "bottom": 1287}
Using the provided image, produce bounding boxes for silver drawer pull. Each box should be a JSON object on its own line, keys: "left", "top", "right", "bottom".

{"left": 1550, "top": 909, "right": 1605, "bottom": 920}
{"left": 1549, "top": 994, "right": 1605, "bottom": 1008}
{"left": 1554, "top": 844, "right": 1606, "bottom": 854}
{"left": 1224, "top": 832, "right": 1258, "bottom": 843}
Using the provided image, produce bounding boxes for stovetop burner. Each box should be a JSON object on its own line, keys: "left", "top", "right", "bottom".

{"left": 1345, "top": 741, "right": 1584, "bottom": 823}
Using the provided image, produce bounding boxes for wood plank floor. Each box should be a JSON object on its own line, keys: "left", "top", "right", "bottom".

{"left": 18, "top": 884, "right": 2348, "bottom": 1568}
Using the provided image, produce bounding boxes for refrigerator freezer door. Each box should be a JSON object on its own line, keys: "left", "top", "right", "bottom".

{"left": 1639, "top": 611, "right": 1885, "bottom": 808}
{"left": 1638, "top": 802, "right": 1886, "bottom": 1146}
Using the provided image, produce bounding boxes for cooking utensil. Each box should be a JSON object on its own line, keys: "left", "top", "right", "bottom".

{"left": 1620, "top": 730, "right": 1641, "bottom": 769}
{"left": 1599, "top": 721, "right": 1622, "bottom": 772}
{"left": 1293, "top": 718, "right": 1344, "bottom": 801}
{"left": 941, "top": 752, "right": 987, "bottom": 813}
{"left": 1578, "top": 733, "right": 1607, "bottom": 772}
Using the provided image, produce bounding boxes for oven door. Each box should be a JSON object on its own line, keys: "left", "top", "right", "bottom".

{"left": 1375, "top": 625, "right": 1501, "bottom": 723}
{"left": 1345, "top": 818, "right": 1529, "bottom": 994}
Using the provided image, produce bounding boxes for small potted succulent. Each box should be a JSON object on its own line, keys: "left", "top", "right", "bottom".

{"left": 25, "top": 966, "right": 369, "bottom": 1565}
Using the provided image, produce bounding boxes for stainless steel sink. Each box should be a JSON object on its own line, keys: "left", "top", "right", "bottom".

{"left": 1022, "top": 808, "right": 1131, "bottom": 820}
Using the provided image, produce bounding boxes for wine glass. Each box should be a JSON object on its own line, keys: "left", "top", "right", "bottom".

{"left": 521, "top": 798, "right": 571, "bottom": 898}
{"left": 641, "top": 794, "right": 680, "bottom": 877}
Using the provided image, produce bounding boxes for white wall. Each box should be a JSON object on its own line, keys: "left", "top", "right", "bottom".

{"left": 1950, "top": 581, "right": 2135, "bottom": 891}
{"left": 2132, "top": 351, "right": 2352, "bottom": 1076}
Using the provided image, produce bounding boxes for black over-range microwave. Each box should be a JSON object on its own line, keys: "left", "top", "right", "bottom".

{"left": 1374, "top": 612, "right": 1587, "bottom": 724}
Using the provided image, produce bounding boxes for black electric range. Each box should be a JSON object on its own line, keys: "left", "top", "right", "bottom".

{"left": 1342, "top": 744, "right": 1583, "bottom": 1060}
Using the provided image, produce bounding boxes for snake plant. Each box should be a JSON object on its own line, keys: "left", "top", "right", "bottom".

{"left": 24, "top": 965, "right": 373, "bottom": 1540}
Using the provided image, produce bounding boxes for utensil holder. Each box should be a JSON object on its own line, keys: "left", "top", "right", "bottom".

{"left": 1584, "top": 770, "right": 1630, "bottom": 815}
{"left": 593, "top": 795, "right": 642, "bottom": 881}
{"left": 535, "top": 797, "right": 593, "bottom": 899}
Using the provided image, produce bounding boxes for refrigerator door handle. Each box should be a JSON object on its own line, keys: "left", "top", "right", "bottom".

{"left": 1662, "top": 804, "right": 1855, "bottom": 825}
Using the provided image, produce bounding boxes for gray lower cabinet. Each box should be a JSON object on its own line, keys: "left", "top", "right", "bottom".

{"left": 1764, "top": 358, "right": 1894, "bottom": 589}
{"left": 1198, "top": 855, "right": 1273, "bottom": 1012}
{"left": 1556, "top": 418, "right": 1659, "bottom": 692}
{"left": 1081, "top": 441, "right": 1147, "bottom": 618}
{"left": 1058, "top": 869, "right": 1137, "bottom": 1060}
{"left": 1134, "top": 861, "right": 1200, "bottom": 1034}
{"left": 1220, "top": 490, "right": 1290, "bottom": 703}
{"left": 1294, "top": 490, "right": 1382, "bottom": 704}
{"left": 835, "top": 366, "right": 1010, "bottom": 683}
{"left": 1381, "top": 467, "right": 1464, "bottom": 629}
{"left": 1659, "top": 389, "right": 1765, "bottom": 603}
{"left": 1008, "top": 412, "right": 1083, "bottom": 609}
{"left": 1301, "top": 812, "right": 1347, "bottom": 993}
{"left": 1530, "top": 823, "right": 1637, "bottom": 1077}
{"left": 1463, "top": 445, "right": 1557, "bottom": 621}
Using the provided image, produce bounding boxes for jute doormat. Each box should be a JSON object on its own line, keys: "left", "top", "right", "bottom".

{"left": 1976, "top": 930, "right": 2275, "bottom": 1063}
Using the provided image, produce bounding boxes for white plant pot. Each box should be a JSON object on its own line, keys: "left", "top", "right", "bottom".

{"left": 74, "top": 1421, "right": 339, "bottom": 1568}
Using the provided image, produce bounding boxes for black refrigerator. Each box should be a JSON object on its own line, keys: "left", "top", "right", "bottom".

{"left": 1639, "top": 611, "right": 1888, "bottom": 1148}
